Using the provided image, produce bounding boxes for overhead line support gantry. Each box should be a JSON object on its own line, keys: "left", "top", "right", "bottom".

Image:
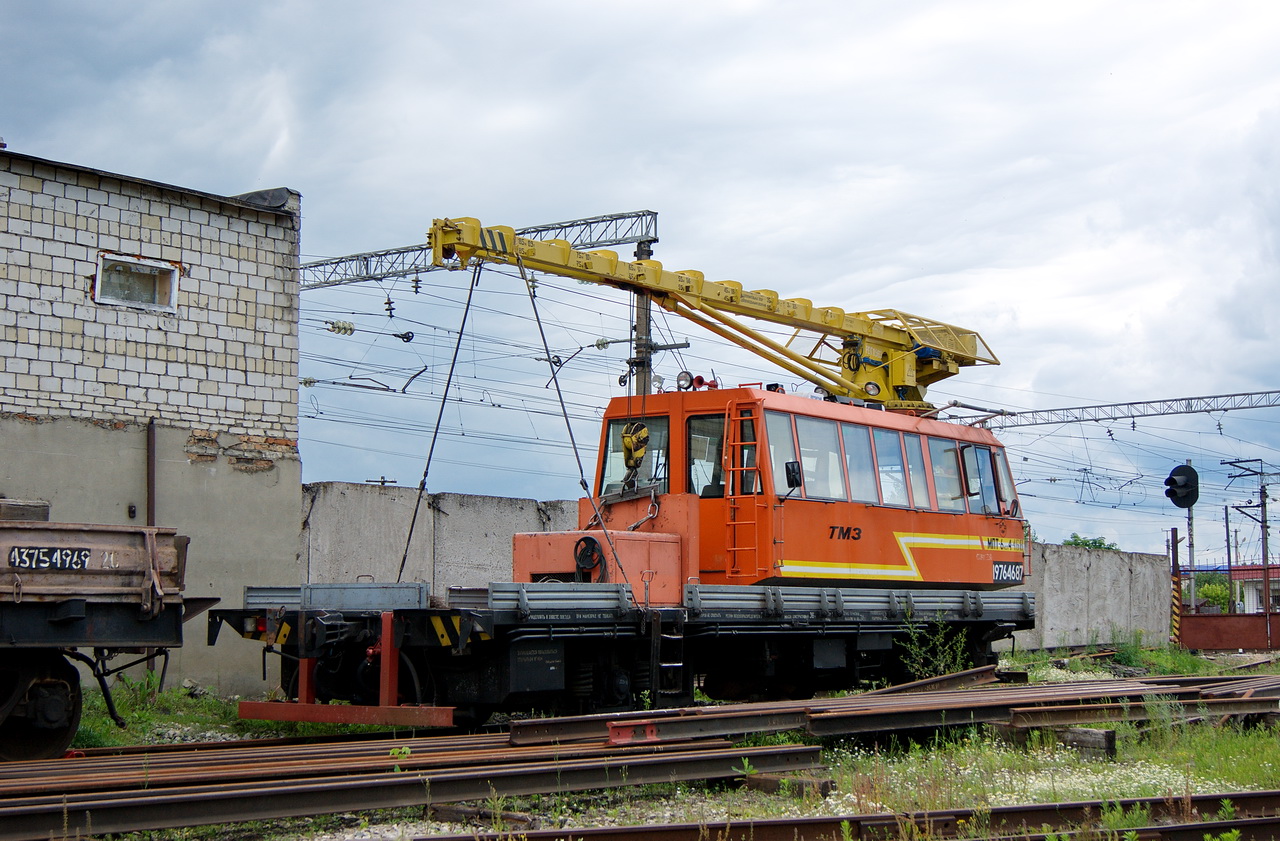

{"left": 975, "top": 390, "right": 1280, "bottom": 430}
{"left": 300, "top": 210, "right": 659, "bottom": 291}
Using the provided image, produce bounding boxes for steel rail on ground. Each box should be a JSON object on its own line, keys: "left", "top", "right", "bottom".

{"left": 4, "top": 731, "right": 512, "bottom": 783}
{"left": 0, "top": 736, "right": 726, "bottom": 798}
{"left": 0, "top": 744, "right": 820, "bottom": 840}
{"left": 421, "top": 790, "right": 1280, "bottom": 841}
{"left": 509, "top": 674, "right": 1280, "bottom": 746}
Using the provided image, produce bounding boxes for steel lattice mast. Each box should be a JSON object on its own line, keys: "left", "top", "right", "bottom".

{"left": 976, "top": 390, "right": 1280, "bottom": 429}
{"left": 301, "top": 210, "right": 658, "bottom": 291}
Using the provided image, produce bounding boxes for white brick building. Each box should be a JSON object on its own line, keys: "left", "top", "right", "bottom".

{"left": 0, "top": 148, "right": 304, "bottom": 691}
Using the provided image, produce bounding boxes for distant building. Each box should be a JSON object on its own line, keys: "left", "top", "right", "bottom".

{"left": 0, "top": 148, "right": 303, "bottom": 692}
{"left": 1226, "top": 565, "right": 1280, "bottom": 613}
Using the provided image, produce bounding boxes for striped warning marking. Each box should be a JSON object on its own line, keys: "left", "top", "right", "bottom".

{"left": 482, "top": 227, "right": 509, "bottom": 253}
{"left": 428, "top": 614, "right": 492, "bottom": 648}
{"left": 244, "top": 620, "right": 291, "bottom": 645}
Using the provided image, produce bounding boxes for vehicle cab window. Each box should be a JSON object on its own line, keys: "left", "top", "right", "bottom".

{"left": 765, "top": 411, "right": 798, "bottom": 496}
{"left": 688, "top": 415, "right": 726, "bottom": 498}
{"left": 600, "top": 416, "right": 669, "bottom": 496}
{"left": 961, "top": 444, "right": 1000, "bottom": 515}
{"left": 842, "top": 423, "right": 879, "bottom": 503}
{"left": 872, "top": 429, "right": 909, "bottom": 507}
{"left": 794, "top": 415, "right": 846, "bottom": 500}
{"left": 903, "top": 433, "right": 932, "bottom": 510}
{"left": 994, "top": 447, "right": 1021, "bottom": 516}
{"left": 929, "top": 438, "right": 966, "bottom": 512}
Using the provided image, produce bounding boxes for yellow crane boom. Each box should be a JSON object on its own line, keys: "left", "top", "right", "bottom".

{"left": 429, "top": 217, "right": 996, "bottom": 412}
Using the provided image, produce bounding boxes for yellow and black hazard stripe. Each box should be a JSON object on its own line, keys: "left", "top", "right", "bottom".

{"left": 244, "top": 620, "right": 291, "bottom": 646}
{"left": 1170, "top": 573, "right": 1182, "bottom": 644}
{"left": 482, "top": 227, "right": 509, "bottom": 254}
{"left": 428, "top": 614, "right": 492, "bottom": 648}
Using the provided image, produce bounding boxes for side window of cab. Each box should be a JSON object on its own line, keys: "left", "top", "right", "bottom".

{"left": 961, "top": 445, "right": 1000, "bottom": 515}
{"left": 928, "top": 438, "right": 966, "bottom": 512}
{"left": 689, "top": 415, "right": 726, "bottom": 498}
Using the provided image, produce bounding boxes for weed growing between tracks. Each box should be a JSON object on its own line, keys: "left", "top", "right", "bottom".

{"left": 1123, "top": 713, "right": 1280, "bottom": 790}
{"left": 820, "top": 727, "right": 1246, "bottom": 815}
{"left": 897, "top": 614, "right": 976, "bottom": 680}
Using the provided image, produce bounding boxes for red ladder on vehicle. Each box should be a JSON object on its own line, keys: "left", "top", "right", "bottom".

{"left": 723, "top": 400, "right": 766, "bottom": 579}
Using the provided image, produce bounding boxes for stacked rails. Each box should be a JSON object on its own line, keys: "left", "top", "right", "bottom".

{"left": 0, "top": 731, "right": 818, "bottom": 839}
{"left": 508, "top": 671, "right": 1280, "bottom": 746}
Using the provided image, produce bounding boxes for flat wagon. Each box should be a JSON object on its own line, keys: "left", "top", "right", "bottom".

{"left": 0, "top": 501, "right": 202, "bottom": 760}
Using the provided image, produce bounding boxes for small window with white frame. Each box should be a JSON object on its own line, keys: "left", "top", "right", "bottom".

{"left": 95, "top": 253, "right": 179, "bottom": 312}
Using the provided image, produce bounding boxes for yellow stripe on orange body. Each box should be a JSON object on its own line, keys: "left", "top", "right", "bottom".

{"left": 778, "top": 533, "right": 1026, "bottom": 580}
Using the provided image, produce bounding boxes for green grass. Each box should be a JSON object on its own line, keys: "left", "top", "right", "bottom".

{"left": 1121, "top": 716, "right": 1280, "bottom": 790}
{"left": 819, "top": 718, "right": 1280, "bottom": 817}
{"left": 1000, "top": 639, "right": 1264, "bottom": 679}
{"left": 73, "top": 673, "right": 240, "bottom": 749}
{"left": 73, "top": 673, "right": 410, "bottom": 750}
{"left": 1140, "top": 645, "right": 1225, "bottom": 674}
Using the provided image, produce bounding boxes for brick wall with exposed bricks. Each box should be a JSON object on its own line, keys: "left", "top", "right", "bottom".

{"left": 0, "top": 150, "right": 301, "bottom": 445}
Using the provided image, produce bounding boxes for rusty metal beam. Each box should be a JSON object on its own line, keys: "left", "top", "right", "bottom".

{"left": 859, "top": 664, "right": 1002, "bottom": 695}
{"left": 514, "top": 678, "right": 1245, "bottom": 746}
{"left": 511, "top": 707, "right": 684, "bottom": 745}
{"left": 237, "top": 700, "right": 456, "bottom": 727}
{"left": 1008, "top": 696, "right": 1279, "bottom": 728}
{"left": 0, "top": 738, "right": 723, "bottom": 798}
{"left": 608, "top": 709, "right": 810, "bottom": 745}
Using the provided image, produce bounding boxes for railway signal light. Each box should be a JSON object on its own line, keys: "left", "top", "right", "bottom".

{"left": 1164, "top": 464, "right": 1199, "bottom": 508}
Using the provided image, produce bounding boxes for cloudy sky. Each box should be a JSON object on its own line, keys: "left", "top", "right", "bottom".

{"left": 4, "top": 1, "right": 1280, "bottom": 558}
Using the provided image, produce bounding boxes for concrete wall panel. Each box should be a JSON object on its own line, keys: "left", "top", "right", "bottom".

{"left": 300, "top": 483, "right": 578, "bottom": 592}
{"left": 301, "top": 483, "right": 435, "bottom": 584}
{"left": 1002, "top": 542, "right": 1169, "bottom": 651}
{"left": 154, "top": 426, "right": 302, "bottom": 691}
{"left": 431, "top": 492, "right": 576, "bottom": 590}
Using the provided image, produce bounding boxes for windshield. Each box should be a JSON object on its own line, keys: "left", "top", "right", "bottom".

{"left": 600, "top": 416, "right": 669, "bottom": 495}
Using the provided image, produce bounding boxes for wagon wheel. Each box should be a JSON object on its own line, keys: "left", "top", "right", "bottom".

{"left": 0, "top": 650, "right": 83, "bottom": 761}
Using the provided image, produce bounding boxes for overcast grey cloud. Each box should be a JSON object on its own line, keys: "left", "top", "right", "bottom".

{"left": 5, "top": 0, "right": 1280, "bottom": 557}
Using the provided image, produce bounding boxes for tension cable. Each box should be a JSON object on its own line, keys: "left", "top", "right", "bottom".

{"left": 397, "top": 259, "right": 485, "bottom": 583}
{"left": 515, "top": 256, "right": 628, "bottom": 586}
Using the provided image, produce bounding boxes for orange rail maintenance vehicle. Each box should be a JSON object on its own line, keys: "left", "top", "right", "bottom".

{"left": 210, "top": 217, "right": 1033, "bottom": 727}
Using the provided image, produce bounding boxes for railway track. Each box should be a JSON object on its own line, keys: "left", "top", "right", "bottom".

{"left": 511, "top": 672, "right": 1280, "bottom": 745}
{"left": 0, "top": 735, "right": 819, "bottom": 839}
{"left": 2, "top": 673, "right": 1278, "bottom": 839}
{"left": 419, "top": 793, "right": 1280, "bottom": 841}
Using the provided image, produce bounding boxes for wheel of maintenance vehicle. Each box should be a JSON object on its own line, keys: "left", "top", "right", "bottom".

{"left": 0, "top": 650, "right": 83, "bottom": 762}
